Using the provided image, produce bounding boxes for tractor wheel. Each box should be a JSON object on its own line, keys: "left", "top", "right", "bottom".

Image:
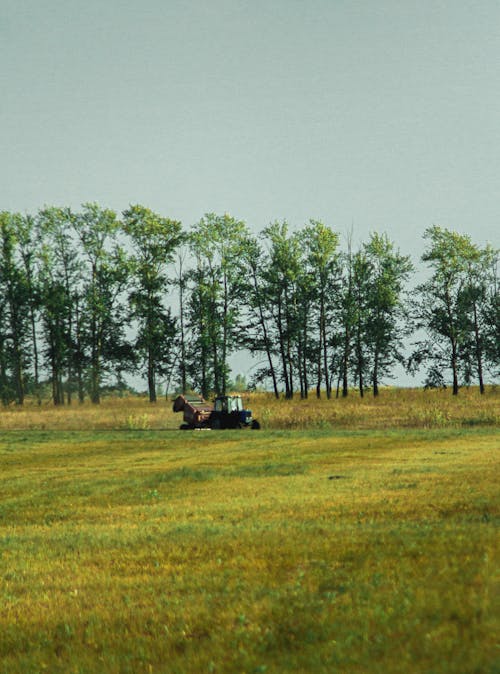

{"left": 251, "top": 420, "right": 261, "bottom": 430}
{"left": 211, "top": 417, "right": 221, "bottom": 430}
{"left": 180, "top": 423, "right": 191, "bottom": 430}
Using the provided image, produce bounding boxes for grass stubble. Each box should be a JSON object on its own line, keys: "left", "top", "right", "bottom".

{"left": 0, "top": 389, "right": 498, "bottom": 673}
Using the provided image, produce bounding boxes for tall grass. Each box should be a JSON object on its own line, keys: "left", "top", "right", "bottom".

{"left": 0, "top": 386, "right": 497, "bottom": 431}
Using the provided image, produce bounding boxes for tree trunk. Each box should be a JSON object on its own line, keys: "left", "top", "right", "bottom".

{"left": 445, "top": 286, "right": 459, "bottom": 395}
{"left": 178, "top": 260, "right": 187, "bottom": 394}
{"left": 373, "top": 349, "right": 379, "bottom": 397}
{"left": 250, "top": 266, "right": 278, "bottom": 398}
{"left": 10, "top": 306, "right": 25, "bottom": 405}
{"left": 472, "top": 300, "right": 485, "bottom": 394}
{"left": 342, "top": 326, "right": 349, "bottom": 397}
{"left": 221, "top": 273, "right": 228, "bottom": 396}
{"left": 277, "top": 298, "right": 291, "bottom": 398}
{"left": 285, "top": 292, "right": 294, "bottom": 399}
{"left": 90, "top": 334, "right": 101, "bottom": 404}
{"left": 300, "top": 312, "right": 308, "bottom": 399}
{"left": 29, "top": 296, "right": 41, "bottom": 405}
{"left": 322, "top": 306, "right": 331, "bottom": 399}
{"left": 148, "top": 350, "right": 157, "bottom": 403}
{"left": 302, "top": 341, "right": 308, "bottom": 399}
{"left": 451, "top": 340, "right": 459, "bottom": 395}
{"left": 316, "top": 302, "right": 323, "bottom": 399}
{"left": 75, "top": 300, "right": 85, "bottom": 403}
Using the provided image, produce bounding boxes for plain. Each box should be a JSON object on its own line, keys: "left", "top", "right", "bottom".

{"left": 0, "top": 389, "right": 498, "bottom": 673}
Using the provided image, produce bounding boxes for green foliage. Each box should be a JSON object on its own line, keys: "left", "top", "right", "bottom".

{"left": 361, "top": 233, "right": 414, "bottom": 395}
{"left": 186, "top": 213, "right": 251, "bottom": 396}
{"left": 0, "top": 205, "right": 498, "bottom": 405}
{"left": 36, "top": 207, "right": 83, "bottom": 404}
{"left": 258, "top": 221, "right": 305, "bottom": 398}
{"left": 73, "top": 203, "right": 132, "bottom": 403}
{"left": 301, "top": 221, "right": 341, "bottom": 398}
{"left": 412, "top": 226, "right": 499, "bottom": 394}
{"left": 122, "top": 204, "right": 183, "bottom": 402}
{"left": 0, "top": 211, "right": 33, "bottom": 404}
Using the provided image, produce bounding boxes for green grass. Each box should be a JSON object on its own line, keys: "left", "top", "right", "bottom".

{"left": 0, "top": 427, "right": 498, "bottom": 673}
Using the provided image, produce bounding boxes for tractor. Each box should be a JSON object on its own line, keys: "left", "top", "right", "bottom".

{"left": 172, "top": 393, "right": 260, "bottom": 430}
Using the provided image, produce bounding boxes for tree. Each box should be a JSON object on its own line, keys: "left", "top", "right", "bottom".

{"left": 239, "top": 233, "right": 280, "bottom": 398}
{"left": 0, "top": 212, "right": 32, "bottom": 404}
{"left": 122, "top": 204, "right": 183, "bottom": 403}
{"left": 37, "top": 207, "right": 85, "bottom": 404}
{"left": 173, "top": 247, "right": 190, "bottom": 395}
{"left": 301, "top": 221, "right": 340, "bottom": 398}
{"left": 38, "top": 251, "right": 70, "bottom": 405}
{"left": 187, "top": 213, "right": 250, "bottom": 396}
{"left": 362, "top": 233, "right": 413, "bottom": 396}
{"left": 73, "top": 203, "right": 131, "bottom": 403}
{"left": 260, "top": 222, "right": 303, "bottom": 398}
{"left": 336, "top": 237, "right": 357, "bottom": 397}
{"left": 482, "top": 251, "right": 500, "bottom": 380}
{"left": 413, "top": 226, "right": 483, "bottom": 394}
{"left": 459, "top": 243, "right": 499, "bottom": 392}
{"left": 10, "top": 213, "right": 43, "bottom": 403}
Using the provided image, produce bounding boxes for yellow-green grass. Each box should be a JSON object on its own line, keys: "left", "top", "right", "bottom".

{"left": 0, "top": 427, "right": 498, "bottom": 673}
{"left": 0, "top": 386, "right": 498, "bottom": 431}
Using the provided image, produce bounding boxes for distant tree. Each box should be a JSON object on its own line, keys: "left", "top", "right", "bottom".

{"left": 458, "top": 243, "right": 499, "bottom": 391}
{"left": 229, "top": 373, "right": 247, "bottom": 392}
{"left": 38, "top": 253, "right": 70, "bottom": 405}
{"left": 412, "top": 226, "right": 491, "bottom": 394}
{"left": 122, "top": 204, "right": 183, "bottom": 403}
{"left": 0, "top": 292, "right": 11, "bottom": 403}
{"left": 73, "top": 203, "right": 131, "bottom": 403}
{"left": 362, "top": 233, "right": 413, "bottom": 396}
{"left": 260, "top": 221, "right": 304, "bottom": 398}
{"left": 2, "top": 199, "right": 496, "bottom": 402}
{"left": 301, "top": 221, "right": 340, "bottom": 398}
{"left": 336, "top": 238, "right": 357, "bottom": 397}
{"left": 11, "top": 213, "right": 43, "bottom": 403}
{"left": 239, "top": 234, "right": 280, "bottom": 398}
{"left": 37, "top": 207, "right": 85, "bottom": 404}
{"left": 351, "top": 248, "right": 373, "bottom": 397}
{"left": 482, "top": 251, "right": 500, "bottom": 379}
{"left": 187, "top": 213, "right": 250, "bottom": 396}
{"left": 0, "top": 212, "right": 32, "bottom": 404}
{"left": 173, "top": 247, "right": 190, "bottom": 395}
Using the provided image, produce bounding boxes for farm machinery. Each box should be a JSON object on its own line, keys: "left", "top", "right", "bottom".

{"left": 172, "top": 394, "right": 260, "bottom": 430}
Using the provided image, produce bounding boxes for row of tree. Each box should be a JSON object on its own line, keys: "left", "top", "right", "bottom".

{"left": 0, "top": 204, "right": 498, "bottom": 405}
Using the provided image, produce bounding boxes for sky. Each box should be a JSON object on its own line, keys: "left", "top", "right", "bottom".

{"left": 2, "top": 0, "right": 499, "bottom": 253}
{"left": 1, "top": 1, "right": 499, "bottom": 386}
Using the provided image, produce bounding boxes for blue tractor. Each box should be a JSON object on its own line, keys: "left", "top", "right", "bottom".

{"left": 173, "top": 394, "right": 260, "bottom": 430}
{"left": 210, "top": 395, "right": 260, "bottom": 429}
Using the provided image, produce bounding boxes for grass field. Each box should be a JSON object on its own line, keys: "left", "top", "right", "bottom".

{"left": 0, "top": 389, "right": 498, "bottom": 673}
{"left": 0, "top": 386, "right": 498, "bottom": 432}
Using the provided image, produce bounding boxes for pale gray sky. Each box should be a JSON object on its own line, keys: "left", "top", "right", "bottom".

{"left": 2, "top": 0, "right": 499, "bottom": 260}
{"left": 2, "top": 0, "right": 499, "bottom": 388}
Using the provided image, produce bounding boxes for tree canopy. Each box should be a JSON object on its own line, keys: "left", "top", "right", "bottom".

{"left": 0, "top": 206, "right": 497, "bottom": 404}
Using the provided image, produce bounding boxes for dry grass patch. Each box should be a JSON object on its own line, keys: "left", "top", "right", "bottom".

{"left": 0, "top": 386, "right": 497, "bottom": 432}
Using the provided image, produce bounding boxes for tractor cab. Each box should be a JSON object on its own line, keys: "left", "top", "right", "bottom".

{"left": 210, "top": 395, "right": 259, "bottom": 429}
{"left": 214, "top": 395, "right": 244, "bottom": 413}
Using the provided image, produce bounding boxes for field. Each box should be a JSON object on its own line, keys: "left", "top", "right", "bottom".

{"left": 0, "top": 389, "right": 498, "bottom": 673}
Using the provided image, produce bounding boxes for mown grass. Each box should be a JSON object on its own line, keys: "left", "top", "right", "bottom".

{"left": 0, "top": 425, "right": 498, "bottom": 673}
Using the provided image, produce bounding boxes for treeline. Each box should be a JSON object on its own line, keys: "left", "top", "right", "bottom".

{"left": 0, "top": 205, "right": 498, "bottom": 405}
